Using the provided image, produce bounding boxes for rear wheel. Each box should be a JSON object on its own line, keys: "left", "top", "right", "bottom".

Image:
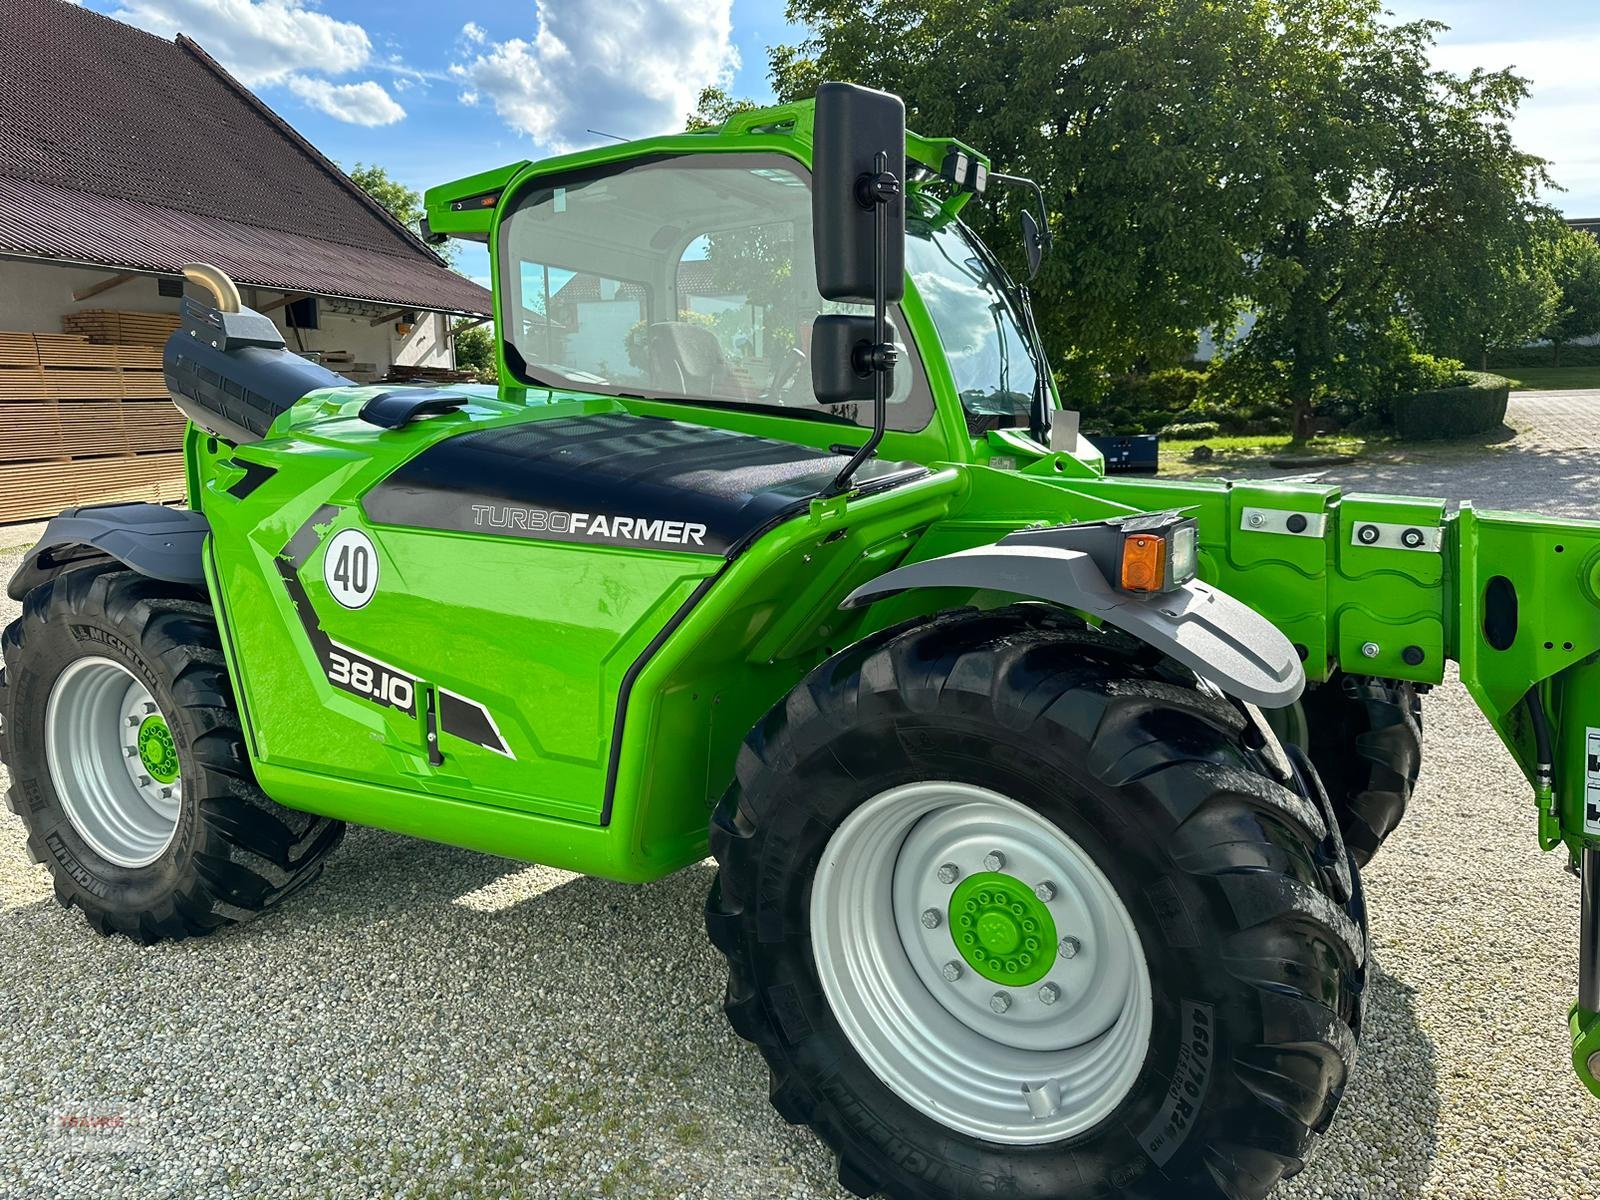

{"left": 709, "top": 606, "right": 1365, "bottom": 1200}
{"left": 1, "top": 566, "right": 344, "bottom": 942}
{"left": 1303, "top": 673, "right": 1423, "bottom": 867}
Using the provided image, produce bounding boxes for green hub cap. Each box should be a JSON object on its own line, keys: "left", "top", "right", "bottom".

{"left": 136, "top": 715, "right": 180, "bottom": 784}
{"left": 948, "top": 871, "right": 1057, "bottom": 986}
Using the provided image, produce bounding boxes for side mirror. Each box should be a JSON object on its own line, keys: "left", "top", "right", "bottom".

{"left": 1020, "top": 209, "right": 1044, "bottom": 280}
{"left": 811, "top": 82, "right": 905, "bottom": 303}
{"left": 811, "top": 314, "right": 879, "bottom": 404}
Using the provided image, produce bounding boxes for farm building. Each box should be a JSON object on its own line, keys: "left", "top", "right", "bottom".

{"left": 0, "top": 0, "right": 491, "bottom": 523}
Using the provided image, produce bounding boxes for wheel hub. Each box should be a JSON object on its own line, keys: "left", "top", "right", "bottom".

{"left": 136, "top": 715, "right": 180, "bottom": 785}
{"left": 948, "top": 872, "right": 1056, "bottom": 985}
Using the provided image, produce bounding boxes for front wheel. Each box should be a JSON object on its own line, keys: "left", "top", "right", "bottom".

{"left": 0, "top": 565, "right": 344, "bottom": 942}
{"left": 708, "top": 606, "right": 1365, "bottom": 1200}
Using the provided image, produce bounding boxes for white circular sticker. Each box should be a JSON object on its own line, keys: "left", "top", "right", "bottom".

{"left": 323, "top": 528, "right": 379, "bottom": 610}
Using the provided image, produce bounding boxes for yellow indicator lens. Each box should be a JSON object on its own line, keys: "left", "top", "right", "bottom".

{"left": 1120, "top": 534, "right": 1167, "bottom": 592}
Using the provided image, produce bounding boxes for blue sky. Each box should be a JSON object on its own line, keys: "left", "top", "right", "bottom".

{"left": 82, "top": 0, "right": 1600, "bottom": 290}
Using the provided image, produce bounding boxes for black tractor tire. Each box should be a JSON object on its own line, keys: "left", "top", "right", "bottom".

{"left": 707, "top": 604, "right": 1365, "bottom": 1200}
{"left": 0, "top": 565, "right": 343, "bottom": 943}
{"left": 1302, "top": 672, "right": 1423, "bottom": 868}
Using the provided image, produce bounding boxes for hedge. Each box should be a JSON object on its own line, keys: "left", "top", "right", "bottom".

{"left": 1486, "top": 343, "right": 1600, "bottom": 370}
{"left": 1165, "top": 421, "right": 1221, "bottom": 440}
{"left": 1391, "top": 371, "right": 1510, "bottom": 441}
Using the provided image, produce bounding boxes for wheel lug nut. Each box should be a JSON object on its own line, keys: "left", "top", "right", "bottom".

{"left": 1034, "top": 881, "right": 1056, "bottom": 902}
{"left": 936, "top": 863, "right": 960, "bottom": 885}
{"left": 143, "top": 702, "right": 157, "bottom": 714}
{"left": 983, "top": 850, "right": 1006, "bottom": 872}
{"left": 126, "top": 716, "right": 140, "bottom": 727}
{"left": 1058, "top": 936, "right": 1081, "bottom": 959}
{"left": 1038, "top": 983, "right": 1061, "bottom": 1005}
{"left": 942, "top": 961, "right": 963, "bottom": 982}
{"left": 920, "top": 908, "right": 942, "bottom": 929}
{"left": 137, "top": 775, "right": 152, "bottom": 787}
{"left": 989, "top": 991, "right": 1012, "bottom": 1014}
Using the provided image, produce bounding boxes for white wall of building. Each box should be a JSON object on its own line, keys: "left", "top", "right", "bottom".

{"left": 0, "top": 258, "right": 457, "bottom": 373}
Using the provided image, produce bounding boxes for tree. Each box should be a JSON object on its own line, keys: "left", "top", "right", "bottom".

{"left": 1228, "top": 5, "right": 1550, "bottom": 439}
{"left": 755, "top": 0, "right": 1548, "bottom": 436}
{"left": 1432, "top": 236, "right": 1560, "bottom": 370}
{"left": 1542, "top": 226, "right": 1600, "bottom": 365}
{"left": 769, "top": 0, "right": 1284, "bottom": 376}
{"left": 452, "top": 319, "right": 496, "bottom": 381}
{"left": 686, "top": 86, "right": 761, "bottom": 131}
{"left": 348, "top": 161, "right": 456, "bottom": 266}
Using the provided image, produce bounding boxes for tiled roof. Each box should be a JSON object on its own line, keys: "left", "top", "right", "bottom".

{"left": 0, "top": 0, "right": 492, "bottom": 316}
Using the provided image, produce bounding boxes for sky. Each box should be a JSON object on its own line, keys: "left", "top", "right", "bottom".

{"left": 78, "top": 0, "right": 1600, "bottom": 290}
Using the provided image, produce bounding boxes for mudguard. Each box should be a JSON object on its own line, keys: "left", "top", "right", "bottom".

{"left": 7, "top": 504, "right": 209, "bottom": 600}
{"left": 842, "top": 539, "right": 1305, "bottom": 708}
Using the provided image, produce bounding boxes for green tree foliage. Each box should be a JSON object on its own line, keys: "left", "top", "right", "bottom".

{"left": 1543, "top": 226, "right": 1600, "bottom": 365}
{"left": 1229, "top": 8, "right": 1549, "bottom": 439}
{"left": 348, "top": 161, "right": 456, "bottom": 266}
{"left": 741, "top": 0, "right": 1550, "bottom": 438}
{"left": 768, "top": 0, "right": 1280, "bottom": 375}
{"left": 686, "top": 86, "right": 762, "bottom": 131}
{"left": 452, "top": 319, "right": 496, "bottom": 381}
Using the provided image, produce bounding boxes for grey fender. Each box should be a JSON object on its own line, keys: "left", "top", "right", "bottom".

{"left": 842, "top": 542, "right": 1305, "bottom": 708}
{"left": 8, "top": 503, "right": 209, "bottom": 601}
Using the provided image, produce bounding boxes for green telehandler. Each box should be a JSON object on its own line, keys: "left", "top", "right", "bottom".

{"left": 1, "top": 82, "right": 1594, "bottom": 1198}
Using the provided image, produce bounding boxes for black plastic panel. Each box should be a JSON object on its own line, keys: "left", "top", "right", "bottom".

{"left": 361, "top": 412, "right": 924, "bottom": 558}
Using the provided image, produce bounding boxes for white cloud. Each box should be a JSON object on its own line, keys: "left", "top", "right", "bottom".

{"left": 1430, "top": 35, "right": 1600, "bottom": 214}
{"left": 451, "top": 0, "right": 738, "bottom": 153}
{"left": 108, "top": 0, "right": 373, "bottom": 87}
{"left": 286, "top": 76, "right": 406, "bottom": 126}
{"left": 460, "top": 21, "right": 487, "bottom": 45}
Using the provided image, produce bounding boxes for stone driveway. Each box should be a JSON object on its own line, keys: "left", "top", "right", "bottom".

{"left": 1259, "top": 388, "right": 1600, "bottom": 516}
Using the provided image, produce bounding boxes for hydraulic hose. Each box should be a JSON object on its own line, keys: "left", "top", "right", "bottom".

{"left": 1525, "top": 687, "right": 1558, "bottom": 848}
{"left": 1582, "top": 847, "right": 1599, "bottom": 1015}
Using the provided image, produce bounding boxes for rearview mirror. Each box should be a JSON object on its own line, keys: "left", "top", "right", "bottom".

{"left": 810, "top": 314, "right": 882, "bottom": 405}
{"left": 1020, "top": 209, "right": 1043, "bottom": 280}
{"left": 811, "top": 82, "right": 905, "bottom": 303}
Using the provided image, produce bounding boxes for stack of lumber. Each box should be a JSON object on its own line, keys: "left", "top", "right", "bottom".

{"left": 381, "top": 363, "right": 479, "bottom": 385}
{"left": 62, "top": 309, "right": 182, "bottom": 346}
{"left": 0, "top": 330, "right": 184, "bottom": 524}
{"left": 318, "top": 349, "right": 380, "bottom": 385}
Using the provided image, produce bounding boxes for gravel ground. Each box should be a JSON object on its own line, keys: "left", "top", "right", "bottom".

{"left": 2, "top": 394, "right": 1598, "bottom": 1199}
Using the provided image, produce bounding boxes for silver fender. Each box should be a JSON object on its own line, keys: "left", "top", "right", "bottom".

{"left": 841, "top": 543, "right": 1305, "bottom": 708}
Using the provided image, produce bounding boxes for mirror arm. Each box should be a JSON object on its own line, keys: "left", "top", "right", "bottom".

{"left": 825, "top": 150, "right": 901, "bottom": 497}
{"left": 988, "top": 172, "right": 1053, "bottom": 256}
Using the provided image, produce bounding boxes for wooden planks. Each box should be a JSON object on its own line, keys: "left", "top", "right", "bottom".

{"left": 0, "top": 402, "right": 187, "bottom": 463}
{"left": 0, "top": 327, "right": 187, "bottom": 523}
{"left": 0, "top": 454, "right": 186, "bottom": 524}
{"left": 62, "top": 310, "right": 182, "bottom": 346}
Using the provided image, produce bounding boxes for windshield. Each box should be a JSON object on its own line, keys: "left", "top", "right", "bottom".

{"left": 905, "top": 217, "right": 1038, "bottom": 425}
{"left": 498, "top": 152, "right": 932, "bottom": 432}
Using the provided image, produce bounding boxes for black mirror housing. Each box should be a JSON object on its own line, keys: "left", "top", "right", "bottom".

{"left": 811, "top": 314, "right": 891, "bottom": 404}
{"left": 1020, "top": 209, "right": 1044, "bottom": 280}
{"left": 812, "top": 82, "right": 905, "bottom": 304}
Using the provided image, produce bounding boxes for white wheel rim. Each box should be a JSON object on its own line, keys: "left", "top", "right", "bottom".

{"left": 809, "top": 781, "right": 1153, "bottom": 1144}
{"left": 45, "top": 656, "right": 182, "bottom": 868}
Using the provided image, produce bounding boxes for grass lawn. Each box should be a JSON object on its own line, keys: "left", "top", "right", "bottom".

{"left": 1158, "top": 433, "right": 1374, "bottom": 475}
{"left": 1496, "top": 367, "right": 1600, "bottom": 391}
